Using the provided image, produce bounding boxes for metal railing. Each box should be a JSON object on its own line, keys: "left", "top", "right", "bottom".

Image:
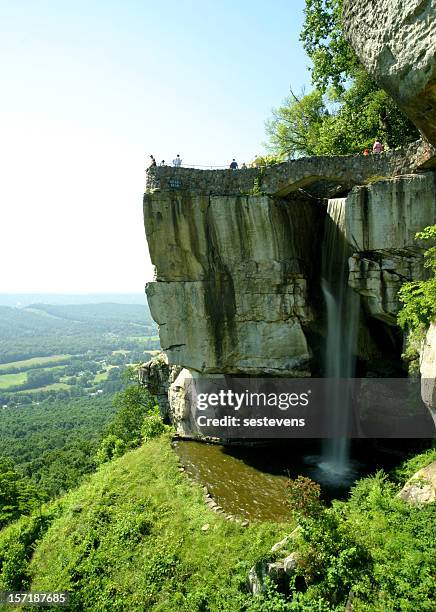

{"left": 159, "top": 163, "right": 237, "bottom": 170}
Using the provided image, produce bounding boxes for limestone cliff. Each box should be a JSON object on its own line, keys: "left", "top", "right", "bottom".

{"left": 144, "top": 189, "right": 323, "bottom": 376}
{"left": 346, "top": 173, "right": 436, "bottom": 323}
{"left": 142, "top": 152, "right": 436, "bottom": 434}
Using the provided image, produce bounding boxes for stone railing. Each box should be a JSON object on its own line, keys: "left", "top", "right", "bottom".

{"left": 145, "top": 140, "right": 434, "bottom": 197}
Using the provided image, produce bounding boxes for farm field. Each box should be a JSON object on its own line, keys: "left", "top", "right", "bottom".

{"left": 0, "top": 354, "right": 71, "bottom": 372}
{"left": 0, "top": 372, "right": 28, "bottom": 389}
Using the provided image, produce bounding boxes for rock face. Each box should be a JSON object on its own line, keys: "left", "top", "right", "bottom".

{"left": 346, "top": 173, "right": 435, "bottom": 323}
{"left": 138, "top": 353, "right": 182, "bottom": 420}
{"left": 143, "top": 158, "right": 436, "bottom": 432}
{"left": 144, "top": 190, "right": 323, "bottom": 376}
{"left": 343, "top": 0, "right": 436, "bottom": 149}
{"left": 398, "top": 460, "right": 436, "bottom": 504}
{"left": 420, "top": 323, "right": 436, "bottom": 423}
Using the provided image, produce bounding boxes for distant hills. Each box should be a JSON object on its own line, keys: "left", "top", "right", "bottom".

{"left": 0, "top": 293, "right": 148, "bottom": 307}
{"left": 0, "top": 301, "right": 157, "bottom": 365}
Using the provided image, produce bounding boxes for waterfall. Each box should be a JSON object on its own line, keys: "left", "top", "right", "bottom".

{"left": 320, "top": 198, "right": 360, "bottom": 476}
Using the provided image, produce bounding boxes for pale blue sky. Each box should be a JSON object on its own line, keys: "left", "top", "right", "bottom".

{"left": 0, "top": 0, "right": 311, "bottom": 292}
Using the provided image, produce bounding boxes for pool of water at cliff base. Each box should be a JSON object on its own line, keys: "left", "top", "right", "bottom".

{"left": 173, "top": 439, "right": 429, "bottom": 522}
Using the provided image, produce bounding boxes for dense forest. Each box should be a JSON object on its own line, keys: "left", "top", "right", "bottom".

{"left": 0, "top": 297, "right": 160, "bottom": 522}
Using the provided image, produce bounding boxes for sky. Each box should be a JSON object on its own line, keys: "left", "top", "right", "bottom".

{"left": 0, "top": 0, "right": 311, "bottom": 293}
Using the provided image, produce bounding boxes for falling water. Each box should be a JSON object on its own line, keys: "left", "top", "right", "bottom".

{"left": 320, "top": 198, "right": 360, "bottom": 477}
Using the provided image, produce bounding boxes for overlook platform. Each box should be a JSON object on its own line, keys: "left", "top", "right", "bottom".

{"left": 145, "top": 140, "right": 435, "bottom": 197}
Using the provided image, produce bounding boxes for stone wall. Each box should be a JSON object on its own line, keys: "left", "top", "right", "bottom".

{"left": 145, "top": 141, "right": 433, "bottom": 198}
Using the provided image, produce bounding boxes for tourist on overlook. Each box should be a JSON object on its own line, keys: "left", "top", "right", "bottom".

{"left": 149, "top": 155, "right": 157, "bottom": 167}
{"left": 229, "top": 159, "right": 238, "bottom": 169}
{"left": 173, "top": 154, "right": 182, "bottom": 167}
{"left": 160, "top": 160, "right": 166, "bottom": 166}
{"left": 241, "top": 162, "right": 247, "bottom": 169}
{"left": 372, "top": 139, "right": 383, "bottom": 154}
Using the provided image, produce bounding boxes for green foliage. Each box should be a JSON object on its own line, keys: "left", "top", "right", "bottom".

{"left": 398, "top": 225, "right": 436, "bottom": 330}
{"left": 300, "top": 0, "right": 358, "bottom": 93}
{"left": 392, "top": 447, "right": 436, "bottom": 483}
{"left": 141, "top": 406, "right": 167, "bottom": 442}
{"left": 285, "top": 476, "right": 323, "bottom": 519}
{"left": 265, "top": 90, "right": 328, "bottom": 158}
{"left": 401, "top": 326, "right": 427, "bottom": 376}
{"left": 266, "top": 0, "right": 419, "bottom": 158}
{"left": 105, "top": 384, "right": 158, "bottom": 449}
{"left": 1, "top": 437, "right": 435, "bottom": 610}
{"left": 0, "top": 457, "right": 40, "bottom": 529}
{"left": 95, "top": 435, "right": 127, "bottom": 464}
{"left": 0, "top": 395, "right": 116, "bottom": 500}
{"left": 0, "top": 510, "right": 57, "bottom": 591}
{"left": 266, "top": 74, "right": 418, "bottom": 158}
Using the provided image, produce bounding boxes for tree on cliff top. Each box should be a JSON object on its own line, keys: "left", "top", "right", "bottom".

{"left": 265, "top": 0, "right": 419, "bottom": 158}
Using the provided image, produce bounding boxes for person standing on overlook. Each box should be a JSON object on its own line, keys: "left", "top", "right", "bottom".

{"left": 229, "top": 158, "right": 238, "bottom": 169}
{"left": 173, "top": 154, "right": 182, "bottom": 167}
{"left": 372, "top": 139, "right": 383, "bottom": 154}
{"left": 149, "top": 155, "right": 157, "bottom": 167}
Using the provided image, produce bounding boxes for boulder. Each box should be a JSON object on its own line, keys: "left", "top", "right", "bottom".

{"left": 138, "top": 353, "right": 182, "bottom": 419}
{"left": 283, "top": 552, "right": 301, "bottom": 575}
{"left": 248, "top": 564, "right": 266, "bottom": 595}
{"left": 266, "top": 561, "right": 286, "bottom": 581}
{"left": 398, "top": 461, "right": 436, "bottom": 504}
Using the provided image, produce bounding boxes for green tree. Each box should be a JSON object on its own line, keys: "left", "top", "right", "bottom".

{"left": 95, "top": 434, "right": 126, "bottom": 464}
{"left": 300, "top": 0, "right": 358, "bottom": 92}
{"left": 0, "top": 457, "right": 39, "bottom": 528}
{"left": 265, "top": 89, "right": 329, "bottom": 158}
{"left": 398, "top": 225, "right": 436, "bottom": 331}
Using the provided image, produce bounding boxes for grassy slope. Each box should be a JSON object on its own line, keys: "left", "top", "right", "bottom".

{"left": 22, "top": 435, "right": 289, "bottom": 611}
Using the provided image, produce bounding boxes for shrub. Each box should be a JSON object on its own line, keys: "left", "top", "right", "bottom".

{"left": 95, "top": 435, "right": 126, "bottom": 464}
{"left": 285, "top": 476, "right": 323, "bottom": 519}
{"left": 141, "top": 406, "right": 167, "bottom": 442}
{"left": 398, "top": 225, "right": 436, "bottom": 331}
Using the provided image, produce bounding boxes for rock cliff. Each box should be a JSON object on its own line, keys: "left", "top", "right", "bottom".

{"left": 347, "top": 173, "right": 436, "bottom": 323}
{"left": 143, "top": 148, "right": 436, "bottom": 433}
{"left": 144, "top": 189, "right": 323, "bottom": 376}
